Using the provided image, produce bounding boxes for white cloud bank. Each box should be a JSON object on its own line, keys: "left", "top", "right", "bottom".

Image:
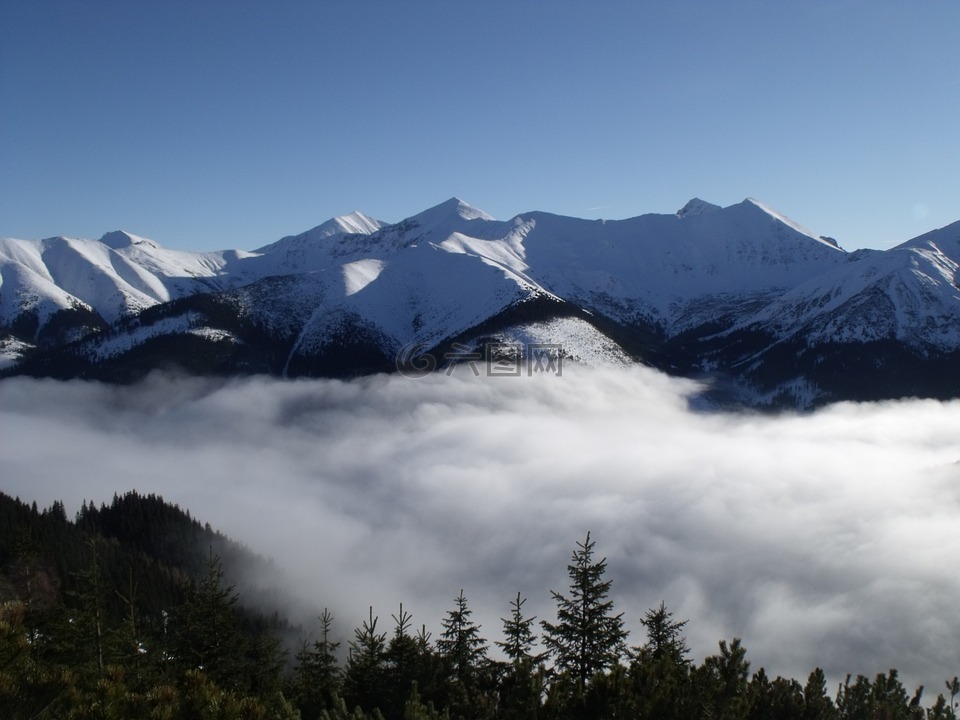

{"left": 1, "top": 366, "right": 958, "bottom": 692}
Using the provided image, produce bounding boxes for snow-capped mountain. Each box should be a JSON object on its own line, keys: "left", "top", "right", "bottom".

{"left": 2, "top": 198, "right": 958, "bottom": 407}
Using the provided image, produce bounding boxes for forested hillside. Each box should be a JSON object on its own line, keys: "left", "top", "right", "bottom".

{"left": 1, "top": 492, "right": 957, "bottom": 719}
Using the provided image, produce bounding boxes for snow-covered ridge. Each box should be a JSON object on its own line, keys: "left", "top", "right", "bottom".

{"left": 676, "top": 198, "right": 721, "bottom": 217}
{"left": 0, "top": 233, "right": 231, "bottom": 325}
{"left": 2, "top": 197, "right": 959, "bottom": 393}
{"left": 742, "top": 197, "right": 827, "bottom": 245}
{"left": 255, "top": 211, "right": 385, "bottom": 253}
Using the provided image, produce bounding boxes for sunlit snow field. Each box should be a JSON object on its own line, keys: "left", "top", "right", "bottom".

{"left": 1, "top": 365, "right": 958, "bottom": 691}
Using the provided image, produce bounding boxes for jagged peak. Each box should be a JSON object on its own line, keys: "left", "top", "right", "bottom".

{"left": 256, "top": 211, "right": 385, "bottom": 253}
{"left": 414, "top": 197, "right": 496, "bottom": 223}
{"left": 305, "top": 211, "right": 384, "bottom": 240}
{"left": 738, "top": 198, "right": 839, "bottom": 248}
{"left": 99, "top": 230, "right": 158, "bottom": 249}
{"left": 676, "top": 198, "right": 722, "bottom": 218}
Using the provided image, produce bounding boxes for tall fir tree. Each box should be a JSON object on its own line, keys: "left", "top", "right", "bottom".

{"left": 293, "top": 607, "right": 342, "bottom": 720}
{"left": 437, "top": 589, "right": 495, "bottom": 720}
{"left": 497, "top": 592, "right": 545, "bottom": 720}
{"left": 628, "top": 602, "right": 691, "bottom": 720}
{"left": 497, "top": 592, "right": 539, "bottom": 663}
{"left": 635, "top": 601, "right": 689, "bottom": 665}
{"left": 169, "top": 549, "right": 249, "bottom": 691}
{"left": 541, "top": 532, "right": 627, "bottom": 689}
{"left": 343, "top": 606, "right": 388, "bottom": 715}
{"left": 383, "top": 603, "right": 429, "bottom": 718}
{"left": 437, "top": 589, "right": 488, "bottom": 683}
{"left": 802, "top": 667, "right": 839, "bottom": 720}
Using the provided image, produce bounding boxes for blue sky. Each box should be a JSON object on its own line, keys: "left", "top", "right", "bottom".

{"left": 1, "top": 0, "right": 957, "bottom": 251}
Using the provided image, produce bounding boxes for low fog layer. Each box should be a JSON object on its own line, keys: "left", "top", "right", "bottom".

{"left": 1, "top": 367, "right": 958, "bottom": 691}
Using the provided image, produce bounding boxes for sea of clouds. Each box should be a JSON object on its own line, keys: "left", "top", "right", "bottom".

{"left": 1, "top": 365, "right": 958, "bottom": 694}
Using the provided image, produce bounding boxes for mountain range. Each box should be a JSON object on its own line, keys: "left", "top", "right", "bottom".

{"left": 2, "top": 197, "right": 958, "bottom": 408}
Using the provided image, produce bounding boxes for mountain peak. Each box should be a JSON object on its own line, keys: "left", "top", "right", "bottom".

{"left": 739, "top": 198, "right": 829, "bottom": 245}
{"left": 322, "top": 211, "right": 384, "bottom": 237}
{"left": 99, "top": 230, "right": 157, "bottom": 249}
{"left": 424, "top": 197, "right": 496, "bottom": 222}
{"left": 255, "top": 211, "right": 384, "bottom": 253}
{"left": 676, "top": 198, "right": 722, "bottom": 218}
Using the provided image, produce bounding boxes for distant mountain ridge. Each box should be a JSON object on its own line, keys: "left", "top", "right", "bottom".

{"left": 2, "top": 197, "right": 958, "bottom": 407}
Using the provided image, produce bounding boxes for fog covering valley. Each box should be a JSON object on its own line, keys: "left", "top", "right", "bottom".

{"left": 1, "top": 365, "right": 958, "bottom": 692}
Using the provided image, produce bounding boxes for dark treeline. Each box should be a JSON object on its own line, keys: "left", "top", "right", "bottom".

{"left": 1, "top": 492, "right": 957, "bottom": 719}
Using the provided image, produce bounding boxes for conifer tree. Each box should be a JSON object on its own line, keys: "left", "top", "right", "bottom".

{"left": 635, "top": 601, "right": 689, "bottom": 665}
{"left": 344, "top": 607, "right": 388, "bottom": 714}
{"left": 696, "top": 638, "right": 752, "bottom": 720}
{"left": 541, "top": 532, "right": 627, "bottom": 688}
{"left": 110, "top": 565, "right": 149, "bottom": 690}
{"left": 170, "top": 549, "right": 249, "bottom": 691}
{"left": 497, "top": 592, "right": 545, "bottom": 720}
{"left": 437, "top": 589, "right": 488, "bottom": 683}
{"left": 802, "top": 667, "right": 839, "bottom": 720}
{"left": 384, "top": 603, "right": 427, "bottom": 718}
{"left": 63, "top": 537, "right": 108, "bottom": 675}
{"left": 497, "top": 592, "right": 539, "bottom": 663}
{"left": 628, "top": 602, "right": 691, "bottom": 720}
{"left": 293, "top": 608, "right": 342, "bottom": 720}
{"left": 835, "top": 673, "right": 873, "bottom": 720}
{"left": 948, "top": 677, "right": 960, "bottom": 717}
{"left": 437, "top": 589, "right": 494, "bottom": 720}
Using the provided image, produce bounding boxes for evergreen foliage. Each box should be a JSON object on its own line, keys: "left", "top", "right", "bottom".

{"left": 293, "top": 607, "right": 342, "bottom": 719}
{"left": 496, "top": 592, "right": 539, "bottom": 663}
{"left": 343, "top": 607, "right": 389, "bottom": 714}
{"left": 168, "top": 549, "right": 249, "bottom": 689}
{"left": 436, "top": 589, "right": 495, "bottom": 720}
{"left": 636, "top": 600, "right": 690, "bottom": 664}
{"left": 540, "top": 531, "right": 627, "bottom": 688}
{"left": 437, "top": 589, "right": 488, "bottom": 683}
{"left": 1, "top": 491, "right": 957, "bottom": 720}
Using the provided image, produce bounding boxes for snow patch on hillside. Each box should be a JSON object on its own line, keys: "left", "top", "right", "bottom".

{"left": 85, "top": 313, "right": 232, "bottom": 362}
{"left": 342, "top": 259, "right": 387, "bottom": 296}
{"left": 0, "top": 337, "right": 32, "bottom": 370}
{"left": 490, "top": 316, "right": 635, "bottom": 368}
{"left": 331, "top": 211, "right": 386, "bottom": 236}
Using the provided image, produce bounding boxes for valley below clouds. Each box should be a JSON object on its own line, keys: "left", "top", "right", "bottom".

{"left": 1, "top": 366, "right": 958, "bottom": 692}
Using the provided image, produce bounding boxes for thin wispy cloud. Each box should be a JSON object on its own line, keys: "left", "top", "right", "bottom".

{"left": 1, "top": 368, "right": 957, "bottom": 691}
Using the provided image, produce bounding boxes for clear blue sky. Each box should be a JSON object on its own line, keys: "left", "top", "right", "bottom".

{"left": 1, "top": 0, "right": 958, "bottom": 251}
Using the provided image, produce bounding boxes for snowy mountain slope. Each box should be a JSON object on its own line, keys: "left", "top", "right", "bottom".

{"left": 0, "top": 196, "right": 844, "bottom": 335}
{"left": 0, "top": 247, "right": 93, "bottom": 327}
{"left": 0, "top": 211, "right": 392, "bottom": 364}
{"left": 0, "top": 232, "right": 230, "bottom": 326}
{"left": 241, "top": 221, "right": 550, "bottom": 376}
{"left": 734, "top": 236, "right": 960, "bottom": 349}
{"left": 2, "top": 198, "right": 959, "bottom": 407}
{"left": 306, "top": 240, "right": 538, "bottom": 343}
{"left": 367, "top": 197, "right": 848, "bottom": 335}
{"left": 513, "top": 198, "right": 847, "bottom": 330}
{"left": 0, "top": 211, "right": 390, "bottom": 328}
{"left": 247, "top": 211, "right": 387, "bottom": 276}
{"left": 896, "top": 218, "right": 960, "bottom": 259}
